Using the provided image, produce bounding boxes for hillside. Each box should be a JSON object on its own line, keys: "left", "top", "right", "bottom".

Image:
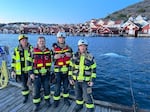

{"left": 105, "top": 0, "right": 150, "bottom": 21}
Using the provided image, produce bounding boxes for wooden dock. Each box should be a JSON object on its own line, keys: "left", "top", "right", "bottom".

{"left": 0, "top": 83, "right": 149, "bottom": 112}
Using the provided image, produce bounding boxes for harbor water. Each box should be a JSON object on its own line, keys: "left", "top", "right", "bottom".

{"left": 0, "top": 34, "right": 150, "bottom": 109}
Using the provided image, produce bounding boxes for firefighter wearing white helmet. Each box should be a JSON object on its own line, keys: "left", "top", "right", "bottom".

{"left": 78, "top": 39, "right": 88, "bottom": 46}
{"left": 11, "top": 34, "right": 33, "bottom": 104}
{"left": 69, "top": 39, "right": 96, "bottom": 112}
{"left": 56, "top": 32, "right": 66, "bottom": 38}
{"left": 52, "top": 31, "right": 73, "bottom": 107}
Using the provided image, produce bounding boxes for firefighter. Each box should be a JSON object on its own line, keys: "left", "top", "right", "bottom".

{"left": 29, "top": 37, "right": 52, "bottom": 112}
{"left": 69, "top": 39, "right": 96, "bottom": 112}
{"left": 11, "top": 34, "right": 33, "bottom": 103}
{"left": 52, "top": 31, "right": 73, "bottom": 107}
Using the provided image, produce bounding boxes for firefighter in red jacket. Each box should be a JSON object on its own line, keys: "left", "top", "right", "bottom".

{"left": 52, "top": 32, "right": 73, "bottom": 107}
{"left": 30, "top": 37, "right": 51, "bottom": 112}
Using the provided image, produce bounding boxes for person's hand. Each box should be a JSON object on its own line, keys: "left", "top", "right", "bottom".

{"left": 30, "top": 74, "right": 35, "bottom": 80}
{"left": 60, "top": 54, "right": 65, "bottom": 57}
{"left": 11, "top": 71, "right": 16, "bottom": 78}
{"left": 54, "top": 54, "right": 64, "bottom": 59}
{"left": 69, "top": 80, "right": 75, "bottom": 85}
{"left": 87, "top": 81, "right": 94, "bottom": 87}
{"left": 65, "top": 52, "right": 72, "bottom": 57}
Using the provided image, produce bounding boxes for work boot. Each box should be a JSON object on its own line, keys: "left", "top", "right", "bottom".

{"left": 45, "top": 100, "right": 51, "bottom": 107}
{"left": 87, "top": 108, "right": 94, "bottom": 112}
{"left": 73, "top": 104, "right": 83, "bottom": 112}
{"left": 33, "top": 104, "right": 40, "bottom": 112}
{"left": 64, "top": 98, "right": 71, "bottom": 106}
{"left": 23, "top": 95, "right": 28, "bottom": 103}
{"left": 53, "top": 100, "right": 59, "bottom": 108}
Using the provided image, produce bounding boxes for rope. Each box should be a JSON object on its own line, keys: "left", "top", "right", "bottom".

{"left": 129, "top": 73, "right": 137, "bottom": 112}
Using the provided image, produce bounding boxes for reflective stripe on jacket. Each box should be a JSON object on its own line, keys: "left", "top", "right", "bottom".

{"left": 52, "top": 43, "right": 72, "bottom": 73}
{"left": 69, "top": 52, "right": 96, "bottom": 81}
{"left": 52, "top": 44, "right": 72, "bottom": 67}
{"left": 33, "top": 47, "right": 51, "bottom": 74}
{"left": 11, "top": 44, "right": 33, "bottom": 75}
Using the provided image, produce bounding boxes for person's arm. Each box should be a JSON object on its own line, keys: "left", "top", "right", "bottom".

{"left": 27, "top": 46, "right": 33, "bottom": 73}
{"left": 88, "top": 56, "right": 97, "bottom": 87}
{"left": 91, "top": 57, "right": 97, "bottom": 81}
{"left": 11, "top": 48, "right": 16, "bottom": 72}
{"left": 28, "top": 48, "right": 35, "bottom": 80}
{"left": 65, "top": 46, "right": 73, "bottom": 58}
{"left": 11, "top": 48, "right": 17, "bottom": 78}
{"left": 68, "top": 56, "right": 75, "bottom": 85}
{"left": 51, "top": 44, "right": 62, "bottom": 60}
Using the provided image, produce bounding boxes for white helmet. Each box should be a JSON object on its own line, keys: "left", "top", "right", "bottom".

{"left": 78, "top": 39, "right": 88, "bottom": 46}
{"left": 56, "top": 32, "right": 66, "bottom": 38}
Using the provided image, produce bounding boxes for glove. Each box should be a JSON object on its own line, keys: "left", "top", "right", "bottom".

{"left": 11, "top": 71, "right": 16, "bottom": 78}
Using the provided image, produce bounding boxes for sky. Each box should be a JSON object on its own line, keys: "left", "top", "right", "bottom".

{"left": 0, "top": 0, "right": 142, "bottom": 24}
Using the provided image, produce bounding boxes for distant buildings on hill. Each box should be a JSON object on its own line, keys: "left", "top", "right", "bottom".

{"left": 0, "top": 15, "right": 150, "bottom": 37}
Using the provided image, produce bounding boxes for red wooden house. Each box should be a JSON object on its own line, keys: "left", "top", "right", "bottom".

{"left": 142, "top": 23, "right": 150, "bottom": 34}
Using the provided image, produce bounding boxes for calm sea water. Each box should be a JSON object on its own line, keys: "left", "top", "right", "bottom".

{"left": 0, "top": 34, "right": 150, "bottom": 109}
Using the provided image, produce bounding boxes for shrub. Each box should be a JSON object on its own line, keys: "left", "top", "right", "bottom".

{"left": 137, "top": 8, "right": 146, "bottom": 13}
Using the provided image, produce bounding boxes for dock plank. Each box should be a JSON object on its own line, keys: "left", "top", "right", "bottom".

{"left": 95, "top": 106, "right": 100, "bottom": 112}
{"left": 17, "top": 97, "right": 33, "bottom": 112}
{"left": 0, "top": 83, "right": 149, "bottom": 112}
{"left": 66, "top": 101, "right": 76, "bottom": 112}
{"left": 2, "top": 94, "right": 22, "bottom": 112}
{"left": 59, "top": 100, "right": 72, "bottom": 112}
{"left": 0, "top": 86, "right": 18, "bottom": 102}
{"left": 9, "top": 103, "right": 25, "bottom": 112}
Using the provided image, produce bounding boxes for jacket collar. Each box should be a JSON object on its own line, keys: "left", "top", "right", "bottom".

{"left": 18, "top": 43, "right": 31, "bottom": 51}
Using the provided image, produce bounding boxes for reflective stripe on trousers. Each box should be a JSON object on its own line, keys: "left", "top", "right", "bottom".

{"left": 21, "top": 73, "right": 29, "bottom": 96}
{"left": 53, "top": 72, "right": 69, "bottom": 101}
{"left": 75, "top": 81, "right": 94, "bottom": 109}
{"left": 33, "top": 74, "right": 50, "bottom": 104}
